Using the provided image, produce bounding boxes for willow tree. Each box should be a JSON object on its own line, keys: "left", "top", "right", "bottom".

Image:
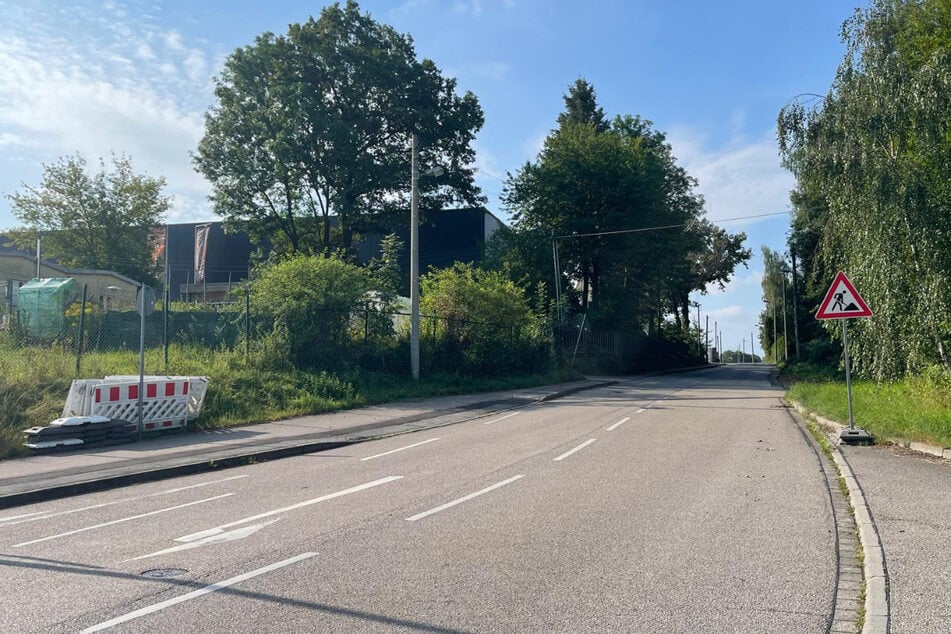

{"left": 778, "top": 0, "right": 951, "bottom": 378}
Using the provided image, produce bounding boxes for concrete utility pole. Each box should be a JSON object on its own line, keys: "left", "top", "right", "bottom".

{"left": 695, "top": 302, "right": 701, "bottom": 356}
{"left": 781, "top": 271, "right": 789, "bottom": 361}
{"left": 705, "top": 315, "right": 709, "bottom": 360}
{"left": 751, "top": 330, "right": 755, "bottom": 363}
{"left": 790, "top": 248, "right": 801, "bottom": 358}
{"left": 409, "top": 136, "right": 444, "bottom": 380}
{"left": 410, "top": 134, "right": 421, "bottom": 380}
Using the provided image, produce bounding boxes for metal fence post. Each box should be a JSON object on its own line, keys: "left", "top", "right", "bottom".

{"left": 364, "top": 302, "right": 370, "bottom": 345}
{"left": 245, "top": 288, "right": 251, "bottom": 357}
{"left": 163, "top": 284, "right": 170, "bottom": 372}
{"left": 75, "top": 283, "right": 87, "bottom": 375}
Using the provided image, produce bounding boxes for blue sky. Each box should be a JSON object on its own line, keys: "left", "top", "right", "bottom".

{"left": 0, "top": 0, "right": 859, "bottom": 354}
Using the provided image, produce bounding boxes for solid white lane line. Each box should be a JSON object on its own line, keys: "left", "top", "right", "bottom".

{"left": 0, "top": 475, "right": 250, "bottom": 528}
{"left": 0, "top": 511, "right": 50, "bottom": 522}
{"left": 360, "top": 438, "right": 439, "bottom": 461}
{"left": 176, "top": 476, "right": 402, "bottom": 543}
{"left": 483, "top": 411, "right": 520, "bottom": 425}
{"left": 606, "top": 417, "right": 630, "bottom": 431}
{"left": 13, "top": 494, "right": 235, "bottom": 547}
{"left": 80, "top": 552, "right": 318, "bottom": 633}
{"left": 553, "top": 439, "right": 597, "bottom": 462}
{"left": 162, "top": 475, "right": 249, "bottom": 494}
{"left": 406, "top": 475, "right": 524, "bottom": 522}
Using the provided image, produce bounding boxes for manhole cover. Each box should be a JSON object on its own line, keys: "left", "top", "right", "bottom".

{"left": 141, "top": 568, "right": 188, "bottom": 579}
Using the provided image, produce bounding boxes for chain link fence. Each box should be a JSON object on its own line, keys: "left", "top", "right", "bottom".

{"left": 0, "top": 288, "right": 554, "bottom": 378}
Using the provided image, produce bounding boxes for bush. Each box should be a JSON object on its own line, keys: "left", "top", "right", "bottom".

{"left": 800, "top": 337, "right": 841, "bottom": 365}
{"left": 420, "top": 263, "right": 551, "bottom": 376}
{"left": 249, "top": 255, "right": 371, "bottom": 369}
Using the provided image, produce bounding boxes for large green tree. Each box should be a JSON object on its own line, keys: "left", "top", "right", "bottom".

{"left": 778, "top": 0, "right": 951, "bottom": 378}
{"left": 5, "top": 154, "right": 169, "bottom": 283}
{"left": 195, "top": 0, "right": 484, "bottom": 256}
{"left": 501, "top": 80, "right": 749, "bottom": 335}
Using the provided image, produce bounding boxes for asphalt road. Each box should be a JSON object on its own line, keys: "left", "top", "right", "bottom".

{"left": 0, "top": 365, "right": 837, "bottom": 632}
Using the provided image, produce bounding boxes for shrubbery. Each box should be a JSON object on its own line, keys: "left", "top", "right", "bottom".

{"left": 248, "top": 255, "right": 553, "bottom": 376}
{"left": 421, "top": 263, "right": 551, "bottom": 376}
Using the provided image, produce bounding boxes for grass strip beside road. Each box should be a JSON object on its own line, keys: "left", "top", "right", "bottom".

{"left": 0, "top": 343, "right": 581, "bottom": 461}
{"left": 784, "top": 363, "right": 951, "bottom": 448}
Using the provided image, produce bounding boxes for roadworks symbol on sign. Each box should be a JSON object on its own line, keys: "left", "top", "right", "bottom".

{"left": 816, "top": 271, "right": 873, "bottom": 320}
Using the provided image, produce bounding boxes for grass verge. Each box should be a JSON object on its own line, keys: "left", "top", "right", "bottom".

{"left": 0, "top": 343, "right": 581, "bottom": 460}
{"left": 783, "top": 362, "right": 951, "bottom": 448}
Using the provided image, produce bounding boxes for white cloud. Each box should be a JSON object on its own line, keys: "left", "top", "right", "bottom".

{"left": 0, "top": 133, "right": 24, "bottom": 146}
{"left": 706, "top": 268, "right": 763, "bottom": 297}
{"left": 135, "top": 41, "right": 156, "bottom": 61}
{"left": 707, "top": 305, "right": 744, "bottom": 318}
{"left": 469, "top": 61, "right": 512, "bottom": 81}
{"left": 453, "top": 0, "right": 485, "bottom": 17}
{"left": 183, "top": 50, "right": 208, "bottom": 83}
{"left": 164, "top": 30, "right": 185, "bottom": 53}
{"left": 0, "top": 3, "right": 217, "bottom": 228}
{"left": 667, "top": 127, "right": 794, "bottom": 226}
{"left": 522, "top": 130, "right": 547, "bottom": 160}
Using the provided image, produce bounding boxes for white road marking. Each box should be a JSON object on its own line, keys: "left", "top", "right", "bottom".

{"left": 406, "top": 475, "right": 524, "bottom": 521}
{"left": 0, "top": 511, "right": 50, "bottom": 522}
{"left": 0, "top": 475, "right": 249, "bottom": 528}
{"left": 554, "top": 439, "right": 597, "bottom": 462}
{"left": 122, "top": 519, "right": 282, "bottom": 562}
{"left": 81, "top": 552, "right": 317, "bottom": 633}
{"left": 636, "top": 408, "right": 646, "bottom": 413}
{"left": 360, "top": 438, "right": 439, "bottom": 461}
{"left": 176, "top": 475, "right": 402, "bottom": 543}
{"left": 13, "top": 494, "right": 235, "bottom": 547}
{"left": 483, "top": 411, "right": 520, "bottom": 425}
{"left": 606, "top": 417, "right": 630, "bottom": 431}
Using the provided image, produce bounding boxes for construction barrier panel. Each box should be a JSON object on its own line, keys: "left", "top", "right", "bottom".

{"left": 61, "top": 376, "right": 209, "bottom": 431}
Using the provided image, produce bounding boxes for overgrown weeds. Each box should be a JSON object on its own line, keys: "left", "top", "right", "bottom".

{"left": 786, "top": 362, "right": 951, "bottom": 448}
{"left": 0, "top": 341, "right": 580, "bottom": 460}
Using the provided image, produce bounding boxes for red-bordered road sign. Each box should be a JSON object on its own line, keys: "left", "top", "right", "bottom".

{"left": 816, "top": 271, "right": 872, "bottom": 320}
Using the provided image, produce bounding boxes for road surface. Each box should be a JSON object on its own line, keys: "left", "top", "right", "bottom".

{"left": 0, "top": 365, "right": 838, "bottom": 632}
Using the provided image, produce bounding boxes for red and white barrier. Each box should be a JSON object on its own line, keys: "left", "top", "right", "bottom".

{"left": 61, "top": 376, "right": 209, "bottom": 432}
{"left": 92, "top": 378, "right": 189, "bottom": 430}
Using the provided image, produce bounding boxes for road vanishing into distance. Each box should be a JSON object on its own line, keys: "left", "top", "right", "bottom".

{"left": 0, "top": 366, "right": 841, "bottom": 632}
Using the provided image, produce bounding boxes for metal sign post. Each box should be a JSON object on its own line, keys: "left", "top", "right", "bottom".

{"left": 816, "top": 271, "right": 872, "bottom": 443}
{"left": 841, "top": 319, "right": 855, "bottom": 429}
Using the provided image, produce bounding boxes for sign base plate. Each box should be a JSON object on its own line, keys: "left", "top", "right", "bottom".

{"left": 839, "top": 427, "right": 874, "bottom": 445}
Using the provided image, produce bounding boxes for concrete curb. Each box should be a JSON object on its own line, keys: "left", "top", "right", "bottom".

{"left": 0, "top": 441, "right": 355, "bottom": 510}
{"left": 787, "top": 400, "right": 889, "bottom": 634}
{"left": 786, "top": 399, "right": 950, "bottom": 462}
{"left": 0, "top": 379, "right": 617, "bottom": 510}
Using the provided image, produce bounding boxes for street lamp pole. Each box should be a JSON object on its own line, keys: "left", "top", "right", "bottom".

{"left": 410, "top": 134, "right": 421, "bottom": 380}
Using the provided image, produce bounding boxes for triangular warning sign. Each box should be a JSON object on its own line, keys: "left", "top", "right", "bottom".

{"left": 816, "top": 272, "right": 872, "bottom": 320}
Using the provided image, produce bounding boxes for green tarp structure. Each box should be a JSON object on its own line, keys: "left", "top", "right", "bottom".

{"left": 17, "top": 278, "right": 80, "bottom": 339}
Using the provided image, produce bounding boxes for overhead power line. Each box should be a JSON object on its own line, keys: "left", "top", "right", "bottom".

{"left": 551, "top": 211, "right": 791, "bottom": 241}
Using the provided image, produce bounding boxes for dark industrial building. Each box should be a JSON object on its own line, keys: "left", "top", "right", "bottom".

{"left": 162, "top": 207, "right": 503, "bottom": 302}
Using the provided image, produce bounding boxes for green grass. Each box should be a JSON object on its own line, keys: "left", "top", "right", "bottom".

{"left": 785, "top": 362, "right": 951, "bottom": 448}
{"left": 0, "top": 341, "right": 580, "bottom": 460}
